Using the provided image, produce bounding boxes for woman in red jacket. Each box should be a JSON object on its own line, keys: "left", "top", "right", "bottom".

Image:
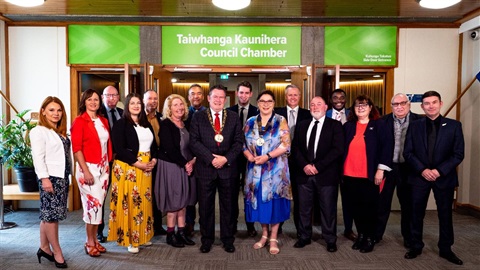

{"left": 71, "top": 89, "right": 112, "bottom": 257}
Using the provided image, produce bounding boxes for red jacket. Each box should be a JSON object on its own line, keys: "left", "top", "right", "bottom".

{"left": 71, "top": 112, "right": 112, "bottom": 163}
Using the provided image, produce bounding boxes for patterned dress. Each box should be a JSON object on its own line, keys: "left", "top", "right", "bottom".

{"left": 75, "top": 119, "right": 110, "bottom": 224}
{"left": 108, "top": 126, "right": 154, "bottom": 247}
{"left": 38, "top": 135, "right": 71, "bottom": 222}
{"left": 243, "top": 114, "right": 292, "bottom": 224}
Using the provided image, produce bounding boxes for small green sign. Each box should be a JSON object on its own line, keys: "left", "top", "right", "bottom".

{"left": 162, "top": 26, "right": 301, "bottom": 65}
{"left": 325, "top": 26, "right": 397, "bottom": 66}
{"left": 69, "top": 25, "right": 140, "bottom": 64}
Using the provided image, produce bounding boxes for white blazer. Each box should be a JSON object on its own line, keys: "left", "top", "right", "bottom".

{"left": 30, "top": 125, "right": 71, "bottom": 179}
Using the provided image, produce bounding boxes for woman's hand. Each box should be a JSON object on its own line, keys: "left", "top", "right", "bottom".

{"left": 41, "top": 178, "right": 54, "bottom": 193}
{"left": 83, "top": 170, "right": 95, "bottom": 185}
{"left": 253, "top": 155, "right": 269, "bottom": 165}
{"left": 374, "top": 169, "right": 384, "bottom": 185}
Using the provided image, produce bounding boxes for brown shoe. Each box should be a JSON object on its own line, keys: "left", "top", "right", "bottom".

{"left": 344, "top": 231, "right": 357, "bottom": 241}
{"left": 84, "top": 243, "right": 101, "bottom": 257}
{"left": 95, "top": 242, "right": 107, "bottom": 253}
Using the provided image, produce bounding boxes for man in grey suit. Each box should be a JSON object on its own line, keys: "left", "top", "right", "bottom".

{"left": 189, "top": 84, "right": 244, "bottom": 254}
{"left": 292, "top": 96, "right": 344, "bottom": 252}
{"left": 227, "top": 81, "right": 258, "bottom": 237}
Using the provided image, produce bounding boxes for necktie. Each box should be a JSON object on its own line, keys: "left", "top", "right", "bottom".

{"left": 339, "top": 111, "right": 346, "bottom": 124}
{"left": 335, "top": 111, "right": 342, "bottom": 121}
{"left": 215, "top": 113, "right": 221, "bottom": 146}
{"left": 308, "top": 121, "right": 319, "bottom": 162}
{"left": 109, "top": 109, "right": 116, "bottom": 129}
{"left": 289, "top": 110, "right": 296, "bottom": 138}
{"left": 239, "top": 107, "right": 245, "bottom": 125}
{"left": 427, "top": 120, "right": 436, "bottom": 165}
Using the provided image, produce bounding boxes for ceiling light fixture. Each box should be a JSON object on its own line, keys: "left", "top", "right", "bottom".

{"left": 6, "top": 0, "right": 45, "bottom": 7}
{"left": 417, "top": 0, "right": 461, "bottom": 9}
{"left": 212, "top": 0, "right": 250, "bottom": 11}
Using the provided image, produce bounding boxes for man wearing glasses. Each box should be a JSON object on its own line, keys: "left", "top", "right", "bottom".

{"left": 97, "top": 85, "right": 123, "bottom": 243}
{"left": 375, "top": 93, "right": 420, "bottom": 247}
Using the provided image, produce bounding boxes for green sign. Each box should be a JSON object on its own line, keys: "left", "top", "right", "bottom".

{"left": 162, "top": 26, "right": 301, "bottom": 65}
{"left": 68, "top": 25, "right": 140, "bottom": 64}
{"left": 325, "top": 26, "right": 397, "bottom": 66}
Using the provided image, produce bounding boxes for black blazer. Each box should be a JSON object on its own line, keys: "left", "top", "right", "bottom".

{"left": 403, "top": 116, "right": 464, "bottom": 189}
{"left": 189, "top": 109, "right": 244, "bottom": 179}
{"left": 292, "top": 117, "right": 345, "bottom": 186}
{"left": 227, "top": 104, "right": 258, "bottom": 124}
{"left": 275, "top": 106, "right": 311, "bottom": 127}
{"left": 111, "top": 118, "right": 158, "bottom": 165}
{"left": 343, "top": 119, "right": 392, "bottom": 182}
{"left": 158, "top": 118, "right": 189, "bottom": 167}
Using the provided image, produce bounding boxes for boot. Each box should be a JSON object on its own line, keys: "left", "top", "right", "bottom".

{"left": 177, "top": 231, "right": 195, "bottom": 246}
{"left": 166, "top": 232, "right": 185, "bottom": 248}
{"left": 360, "top": 237, "right": 375, "bottom": 253}
{"left": 352, "top": 234, "right": 365, "bottom": 250}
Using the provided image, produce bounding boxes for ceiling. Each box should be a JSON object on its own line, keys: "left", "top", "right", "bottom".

{"left": 0, "top": 0, "right": 479, "bottom": 24}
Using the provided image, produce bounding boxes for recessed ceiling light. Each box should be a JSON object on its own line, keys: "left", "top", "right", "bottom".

{"left": 417, "top": 0, "right": 461, "bottom": 9}
{"left": 6, "top": 0, "right": 45, "bottom": 7}
{"left": 373, "top": 75, "right": 381, "bottom": 78}
{"left": 171, "top": 78, "right": 178, "bottom": 83}
{"left": 212, "top": 0, "right": 250, "bottom": 11}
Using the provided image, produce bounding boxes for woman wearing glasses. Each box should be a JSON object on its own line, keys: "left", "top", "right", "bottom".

{"left": 243, "top": 90, "right": 292, "bottom": 255}
{"left": 343, "top": 94, "right": 392, "bottom": 253}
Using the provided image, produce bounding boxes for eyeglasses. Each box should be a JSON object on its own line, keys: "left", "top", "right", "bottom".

{"left": 354, "top": 103, "right": 369, "bottom": 108}
{"left": 392, "top": 101, "right": 408, "bottom": 107}
{"left": 104, "top": 94, "right": 119, "bottom": 98}
{"left": 258, "top": 100, "right": 274, "bottom": 104}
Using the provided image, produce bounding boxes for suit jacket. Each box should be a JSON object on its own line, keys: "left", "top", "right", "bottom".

{"left": 111, "top": 118, "right": 158, "bottom": 165}
{"left": 403, "top": 116, "right": 464, "bottom": 189}
{"left": 343, "top": 119, "right": 392, "bottom": 182}
{"left": 275, "top": 106, "right": 311, "bottom": 127}
{"left": 71, "top": 112, "right": 113, "bottom": 164}
{"left": 189, "top": 109, "right": 244, "bottom": 180}
{"left": 158, "top": 118, "right": 189, "bottom": 167}
{"left": 100, "top": 104, "right": 123, "bottom": 129}
{"left": 292, "top": 117, "right": 345, "bottom": 186}
{"left": 227, "top": 104, "right": 258, "bottom": 124}
{"left": 30, "top": 125, "right": 72, "bottom": 179}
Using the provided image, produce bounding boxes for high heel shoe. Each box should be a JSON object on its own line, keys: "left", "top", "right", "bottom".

{"left": 269, "top": 239, "right": 280, "bottom": 255}
{"left": 253, "top": 235, "right": 268, "bottom": 249}
{"left": 37, "top": 248, "right": 55, "bottom": 263}
{"left": 84, "top": 243, "right": 101, "bottom": 257}
{"left": 95, "top": 242, "right": 107, "bottom": 253}
{"left": 54, "top": 258, "right": 68, "bottom": 268}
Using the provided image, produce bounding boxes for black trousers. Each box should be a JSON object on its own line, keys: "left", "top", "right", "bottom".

{"left": 410, "top": 183, "right": 455, "bottom": 253}
{"left": 376, "top": 163, "right": 412, "bottom": 242}
{"left": 343, "top": 176, "right": 379, "bottom": 238}
{"left": 297, "top": 176, "right": 338, "bottom": 244}
{"left": 340, "top": 181, "right": 355, "bottom": 233}
{"left": 197, "top": 176, "right": 237, "bottom": 246}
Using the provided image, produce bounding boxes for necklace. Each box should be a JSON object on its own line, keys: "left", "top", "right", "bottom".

{"left": 255, "top": 114, "right": 274, "bottom": 146}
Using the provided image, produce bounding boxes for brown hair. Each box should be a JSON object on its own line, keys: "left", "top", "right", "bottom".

{"left": 347, "top": 94, "right": 380, "bottom": 121}
{"left": 38, "top": 96, "right": 68, "bottom": 136}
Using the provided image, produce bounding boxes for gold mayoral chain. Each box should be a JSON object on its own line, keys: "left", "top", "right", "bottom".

{"left": 207, "top": 109, "right": 228, "bottom": 143}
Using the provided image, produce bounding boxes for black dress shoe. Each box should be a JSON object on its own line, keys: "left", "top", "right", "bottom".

{"left": 293, "top": 238, "right": 311, "bottom": 248}
{"left": 96, "top": 234, "right": 107, "bottom": 243}
{"left": 326, "top": 243, "right": 337, "bottom": 252}
{"left": 344, "top": 231, "right": 358, "bottom": 242}
{"left": 404, "top": 249, "right": 422, "bottom": 259}
{"left": 439, "top": 251, "right": 463, "bottom": 265}
{"left": 351, "top": 234, "right": 365, "bottom": 250}
{"left": 166, "top": 232, "right": 185, "bottom": 248}
{"left": 200, "top": 244, "right": 211, "bottom": 253}
{"left": 247, "top": 229, "right": 258, "bottom": 237}
{"left": 359, "top": 237, "right": 375, "bottom": 253}
{"left": 177, "top": 231, "right": 195, "bottom": 246}
{"left": 223, "top": 244, "right": 235, "bottom": 253}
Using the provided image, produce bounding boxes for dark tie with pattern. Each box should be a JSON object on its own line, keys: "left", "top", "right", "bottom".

{"left": 427, "top": 120, "right": 436, "bottom": 165}
{"left": 239, "top": 107, "right": 245, "bottom": 125}
{"left": 109, "top": 109, "right": 116, "bottom": 129}
{"left": 215, "top": 113, "right": 220, "bottom": 146}
{"left": 308, "top": 121, "right": 319, "bottom": 162}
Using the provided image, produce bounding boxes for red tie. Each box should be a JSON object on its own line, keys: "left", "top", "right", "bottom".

{"left": 215, "top": 113, "right": 220, "bottom": 146}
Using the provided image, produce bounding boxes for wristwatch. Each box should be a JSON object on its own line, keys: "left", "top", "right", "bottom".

{"left": 266, "top": 153, "right": 272, "bottom": 160}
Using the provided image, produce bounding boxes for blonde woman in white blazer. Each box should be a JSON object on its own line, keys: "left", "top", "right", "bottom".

{"left": 30, "top": 96, "right": 71, "bottom": 269}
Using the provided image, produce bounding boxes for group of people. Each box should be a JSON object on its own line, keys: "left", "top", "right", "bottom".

{"left": 30, "top": 80, "right": 465, "bottom": 268}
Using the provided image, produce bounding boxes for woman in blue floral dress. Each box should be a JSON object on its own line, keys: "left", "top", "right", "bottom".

{"left": 243, "top": 90, "right": 292, "bottom": 255}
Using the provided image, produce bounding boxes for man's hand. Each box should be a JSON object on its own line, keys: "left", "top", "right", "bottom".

{"left": 303, "top": 164, "right": 318, "bottom": 176}
{"left": 422, "top": 168, "right": 440, "bottom": 181}
{"left": 212, "top": 154, "right": 228, "bottom": 169}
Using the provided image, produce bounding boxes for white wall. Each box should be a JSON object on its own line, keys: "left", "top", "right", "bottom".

{"left": 8, "top": 26, "right": 70, "bottom": 208}
{"left": 458, "top": 18, "right": 480, "bottom": 208}
{"left": 394, "top": 28, "right": 459, "bottom": 209}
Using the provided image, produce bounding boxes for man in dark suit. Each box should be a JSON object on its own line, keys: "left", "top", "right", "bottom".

{"left": 376, "top": 93, "right": 420, "bottom": 246}
{"left": 185, "top": 83, "right": 206, "bottom": 236}
{"left": 291, "top": 96, "right": 344, "bottom": 252}
{"left": 275, "top": 84, "right": 310, "bottom": 234}
{"left": 189, "top": 84, "right": 244, "bottom": 254}
{"left": 143, "top": 89, "right": 167, "bottom": 236}
{"left": 97, "top": 85, "right": 123, "bottom": 243}
{"left": 227, "top": 81, "right": 258, "bottom": 237}
{"left": 403, "top": 91, "right": 464, "bottom": 265}
{"left": 326, "top": 88, "right": 356, "bottom": 242}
